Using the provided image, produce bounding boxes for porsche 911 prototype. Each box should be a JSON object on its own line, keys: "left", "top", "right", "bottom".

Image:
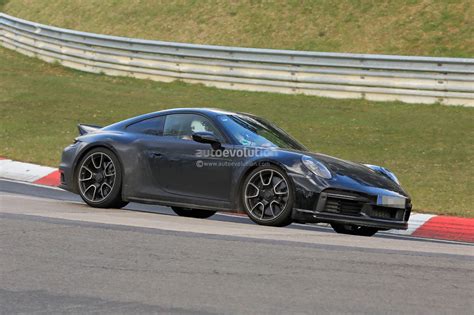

{"left": 60, "top": 108, "right": 412, "bottom": 236}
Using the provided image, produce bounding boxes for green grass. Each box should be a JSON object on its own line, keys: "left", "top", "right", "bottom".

{"left": 2, "top": 0, "right": 473, "bottom": 57}
{"left": 0, "top": 0, "right": 8, "bottom": 10}
{"left": 1, "top": 47, "right": 473, "bottom": 217}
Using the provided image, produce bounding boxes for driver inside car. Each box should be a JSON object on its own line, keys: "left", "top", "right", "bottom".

{"left": 180, "top": 119, "right": 209, "bottom": 140}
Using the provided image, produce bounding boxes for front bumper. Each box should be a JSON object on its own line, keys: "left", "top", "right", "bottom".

{"left": 295, "top": 189, "right": 411, "bottom": 230}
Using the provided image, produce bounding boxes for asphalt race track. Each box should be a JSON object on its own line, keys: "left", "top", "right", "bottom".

{"left": 1, "top": 180, "right": 473, "bottom": 314}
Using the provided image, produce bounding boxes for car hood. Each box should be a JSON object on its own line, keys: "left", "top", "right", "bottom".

{"left": 304, "top": 152, "right": 408, "bottom": 197}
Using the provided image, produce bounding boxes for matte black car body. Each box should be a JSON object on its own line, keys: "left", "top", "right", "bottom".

{"left": 60, "top": 108, "right": 411, "bottom": 231}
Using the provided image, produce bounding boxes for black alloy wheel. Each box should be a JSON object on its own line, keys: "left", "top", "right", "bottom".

{"left": 77, "top": 148, "right": 128, "bottom": 208}
{"left": 242, "top": 165, "right": 294, "bottom": 227}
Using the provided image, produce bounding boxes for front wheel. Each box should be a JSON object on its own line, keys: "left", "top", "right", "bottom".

{"left": 171, "top": 207, "right": 216, "bottom": 219}
{"left": 241, "top": 165, "right": 293, "bottom": 227}
{"left": 331, "top": 223, "right": 379, "bottom": 237}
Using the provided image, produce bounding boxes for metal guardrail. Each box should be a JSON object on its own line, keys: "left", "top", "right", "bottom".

{"left": 1, "top": 13, "right": 473, "bottom": 106}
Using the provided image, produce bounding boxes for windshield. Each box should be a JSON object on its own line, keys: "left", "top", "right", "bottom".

{"left": 218, "top": 114, "right": 306, "bottom": 151}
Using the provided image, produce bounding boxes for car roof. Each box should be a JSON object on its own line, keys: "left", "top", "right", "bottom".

{"left": 104, "top": 107, "right": 245, "bottom": 130}
{"left": 155, "top": 107, "right": 237, "bottom": 116}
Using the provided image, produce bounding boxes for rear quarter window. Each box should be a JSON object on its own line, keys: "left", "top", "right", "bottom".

{"left": 126, "top": 116, "right": 165, "bottom": 136}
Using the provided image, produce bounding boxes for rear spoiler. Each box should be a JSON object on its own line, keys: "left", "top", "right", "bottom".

{"left": 78, "top": 124, "right": 102, "bottom": 135}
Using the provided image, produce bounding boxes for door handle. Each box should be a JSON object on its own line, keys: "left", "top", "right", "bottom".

{"left": 148, "top": 152, "right": 163, "bottom": 159}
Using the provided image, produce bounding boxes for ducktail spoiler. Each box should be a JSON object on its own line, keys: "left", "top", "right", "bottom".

{"left": 78, "top": 124, "right": 102, "bottom": 135}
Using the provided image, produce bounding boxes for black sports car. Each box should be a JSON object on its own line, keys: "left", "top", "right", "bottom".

{"left": 60, "top": 108, "right": 412, "bottom": 236}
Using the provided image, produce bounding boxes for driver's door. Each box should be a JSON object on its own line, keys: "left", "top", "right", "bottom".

{"left": 149, "top": 113, "right": 233, "bottom": 202}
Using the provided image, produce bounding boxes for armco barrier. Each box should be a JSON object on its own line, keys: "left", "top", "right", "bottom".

{"left": 1, "top": 13, "right": 473, "bottom": 106}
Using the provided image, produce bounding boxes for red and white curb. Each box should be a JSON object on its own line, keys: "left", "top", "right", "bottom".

{"left": 0, "top": 158, "right": 60, "bottom": 186}
{"left": 1, "top": 158, "right": 473, "bottom": 243}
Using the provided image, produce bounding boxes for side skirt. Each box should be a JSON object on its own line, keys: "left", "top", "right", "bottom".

{"left": 126, "top": 196, "right": 233, "bottom": 212}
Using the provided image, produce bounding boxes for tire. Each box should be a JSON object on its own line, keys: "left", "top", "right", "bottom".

{"left": 331, "top": 223, "right": 379, "bottom": 237}
{"left": 241, "top": 165, "right": 293, "bottom": 227}
{"left": 76, "top": 147, "right": 127, "bottom": 208}
{"left": 113, "top": 200, "right": 129, "bottom": 209}
{"left": 171, "top": 207, "right": 216, "bottom": 219}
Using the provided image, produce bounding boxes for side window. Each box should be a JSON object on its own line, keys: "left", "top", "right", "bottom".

{"left": 126, "top": 116, "right": 165, "bottom": 136}
{"left": 163, "top": 114, "right": 223, "bottom": 141}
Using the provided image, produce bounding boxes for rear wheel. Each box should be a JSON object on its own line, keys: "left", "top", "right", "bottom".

{"left": 76, "top": 148, "right": 128, "bottom": 208}
{"left": 171, "top": 207, "right": 216, "bottom": 219}
{"left": 242, "top": 165, "right": 293, "bottom": 227}
{"left": 331, "top": 223, "right": 379, "bottom": 237}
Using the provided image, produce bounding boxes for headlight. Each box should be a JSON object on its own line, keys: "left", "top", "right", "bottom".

{"left": 364, "top": 164, "right": 400, "bottom": 185}
{"left": 301, "top": 155, "right": 332, "bottom": 179}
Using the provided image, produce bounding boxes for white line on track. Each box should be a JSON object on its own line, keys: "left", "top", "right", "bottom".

{"left": 1, "top": 190, "right": 473, "bottom": 254}
{"left": 1, "top": 178, "right": 471, "bottom": 246}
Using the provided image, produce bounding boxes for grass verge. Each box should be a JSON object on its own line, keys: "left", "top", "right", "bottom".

{"left": 0, "top": 47, "right": 473, "bottom": 217}
{"left": 2, "top": 0, "right": 473, "bottom": 57}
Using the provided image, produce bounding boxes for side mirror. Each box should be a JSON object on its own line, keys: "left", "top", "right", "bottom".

{"left": 192, "top": 131, "right": 222, "bottom": 149}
